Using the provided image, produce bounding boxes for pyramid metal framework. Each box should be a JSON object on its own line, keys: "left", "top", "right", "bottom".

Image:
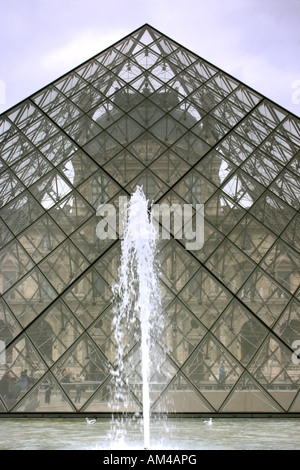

{"left": 0, "top": 24, "right": 299, "bottom": 415}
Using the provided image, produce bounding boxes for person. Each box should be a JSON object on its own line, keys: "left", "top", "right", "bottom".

{"left": 0, "top": 371, "right": 11, "bottom": 399}
{"left": 45, "top": 382, "right": 53, "bottom": 404}
{"left": 10, "top": 377, "right": 22, "bottom": 405}
{"left": 219, "top": 364, "right": 226, "bottom": 383}
{"left": 75, "top": 373, "right": 83, "bottom": 404}
{"left": 18, "top": 370, "right": 29, "bottom": 390}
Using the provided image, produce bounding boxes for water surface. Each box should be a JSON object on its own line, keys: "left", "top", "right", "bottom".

{"left": 0, "top": 418, "right": 299, "bottom": 450}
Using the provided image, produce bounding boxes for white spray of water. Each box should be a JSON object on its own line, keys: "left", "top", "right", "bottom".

{"left": 112, "top": 186, "right": 161, "bottom": 449}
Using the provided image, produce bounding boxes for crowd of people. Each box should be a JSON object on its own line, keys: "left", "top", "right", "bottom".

{"left": 0, "top": 370, "right": 33, "bottom": 408}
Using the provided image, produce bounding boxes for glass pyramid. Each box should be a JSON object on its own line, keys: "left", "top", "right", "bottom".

{"left": 0, "top": 24, "right": 299, "bottom": 415}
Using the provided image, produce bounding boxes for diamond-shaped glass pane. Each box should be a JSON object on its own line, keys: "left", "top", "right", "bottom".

{"left": 63, "top": 267, "right": 112, "bottom": 329}
{"left": 260, "top": 239, "right": 300, "bottom": 294}
{"left": 0, "top": 192, "right": 45, "bottom": 236}
{"left": 161, "top": 298, "right": 207, "bottom": 366}
{"left": 211, "top": 299, "right": 268, "bottom": 366}
{"left": 179, "top": 268, "right": 233, "bottom": 328}
{"left": 104, "top": 150, "right": 145, "bottom": 186}
{"left": 18, "top": 214, "right": 66, "bottom": 263}
{"left": 48, "top": 191, "right": 94, "bottom": 235}
{"left": 30, "top": 170, "right": 73, "bottom": 209}
{"left": 158, "top": 240, "right": 200, "bottom": 293}
{"left": 0, "top": 169, "right": 25, "bottom": 207}
{"left": 3, "top": 268, "right": 57, "bottom": 328}
{"left": 127, "top": 131, "right": 167, "bottom": 165}
{"left": 228, "top": 214, "right": 276, "bottom": 263}
{"left": 77, "top": 170, "right": 120, "bottom": 209}
{"left": 237, "top": 268, "right": 291, "bottom": 328}
{"left": 183, "top": 334, "right": 243, "bottom": 410}
{"left": 39, "top": 240, "right": 89, "bottom": 293}
{"left": 250, "top": 191, "right": 296, "bottom": 235}
{"left": 0, "top": 240, "right": 34, "bottom": 294}
{"left": 52, "top": 334, "right": 110, "bottom": 409}
{"left": 27, "top": 299, "right": 84, "bottom": 366}
{"left": 12, "top": 149, "right": 52, "bottom": 187}
{"left": 150, "top": 151, "right": 190, "bottom": 187}
{"left": 205, "top": 239, "right": 256, "bottom": 293}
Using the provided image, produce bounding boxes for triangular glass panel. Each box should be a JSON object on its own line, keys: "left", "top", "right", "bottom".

{"left": 152, "top": 373, "right": 213, "bottom": 413}
{"left": 217, "top": 131, "right": 255, "bottom": 166}
{"left": 228, "top": 214, "right": 276, "bottom": 264}
{"left": 13, "top": 372, "right": 75, "bottom": 413}
{"left": 205, "top": 239, "right": 256, "bottom": 294}
{"left": 33, "top": 85, "right": 66, "bottom": 112}
{"left": 289, "top": 392, "right": 300, "bottom": 412}
{"left": 171, "top": 131, "right": 211, "bottom": 165}
{"left": 150, "top": 60, "right": 176, "bottom": 83}
{"left": 12, "top": 149, "right": 52, "bottom": 187}
{"left": 87, "top": 305, "right": 118, "bottom": 364}
{"left": 70, "top": 214, "right": 115, "bottom": 262}
{"left": 128, "top": 99, "right": 164, "bottom": 129}
{"left": 0, "top": 130, "right": 34, "bottom": 167}
{"left": 88, "top": 98, "right": 124, "bottom": 129}
{"left": 83, "top": 131, "right": 123, "bottom": 164}
{"left": 83, "top": 376, "right": 141, "bottom": 413}
{"left": 0, "top": 192, "right": 45, "bottom": 236}
{"left": 196, "top": 149, "right": 237, "bottom": 187}
{"left": 174, "top": 169, "right": 216, "bottom": 205}
{"left": 250, "top": 190, "right": 296, "bottom": 235}
{"left": 220, "top": 373, "right": 283, "bottom": 413}
{"left": 48, "top": 191, "right": 94, "bottom": 234}
{"left": 58, "top": 150, "right": 98, "bottom": 187}
{"left": 260, "top": 239, "right": 300, "bottom": 294}
{"left": 120, "top": 343, "right": 177, "bottom": 409}
{"left": 38, "top": 132, "right": 78, "bottom": 166}
{"left": 111, "top": 58, "right": 146, "bottom": 84}
{"left": 0, "top": 220, "right": 14, "bottom": 250}
{"left": 77, "top": 169, "right": 120, "bottom": 209}
{"left": 133, "top": 26, "right": 159, "bottom": 46}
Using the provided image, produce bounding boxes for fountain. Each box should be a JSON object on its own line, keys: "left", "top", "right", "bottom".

{"left": 111, "top": 186, "right": 162, "bottom": 449}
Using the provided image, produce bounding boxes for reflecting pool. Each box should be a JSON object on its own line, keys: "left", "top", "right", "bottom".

{"left": 0, "top": 418, "right": 300, "bottom": 450}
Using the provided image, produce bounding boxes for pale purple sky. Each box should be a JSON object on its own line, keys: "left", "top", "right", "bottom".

{"left": 0, "top": 0, "right": 300, "bottom": 116}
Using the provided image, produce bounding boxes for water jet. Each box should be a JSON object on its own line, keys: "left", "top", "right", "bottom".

{"left": 111, "top": 186, "right": 162, "bottom": 449}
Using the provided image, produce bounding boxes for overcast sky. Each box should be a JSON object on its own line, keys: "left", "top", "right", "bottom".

{"left": 0, "top": 0, "right": 300, "bottom": 117}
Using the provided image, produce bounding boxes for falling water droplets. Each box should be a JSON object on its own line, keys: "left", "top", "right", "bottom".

{"left": 110, "top": 186, "right": 162, "bottom": 449}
